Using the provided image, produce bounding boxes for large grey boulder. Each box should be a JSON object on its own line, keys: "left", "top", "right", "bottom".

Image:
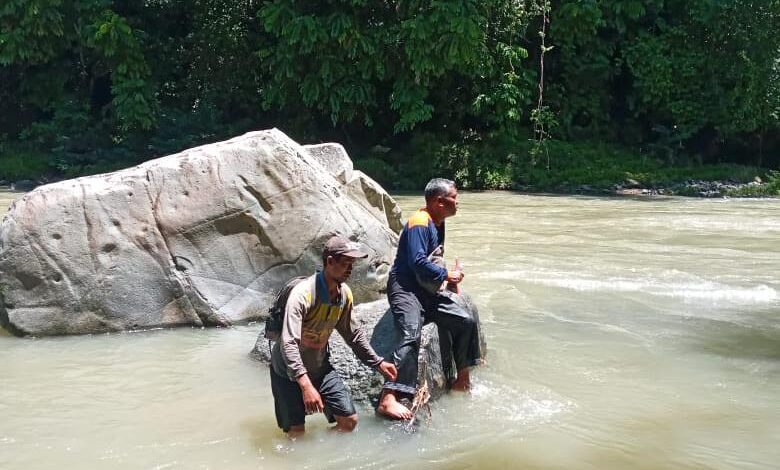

{"left": 0, "top": 129, "right": 401, "bottom": 336}
{"left": 250, "top": 293, "right": 486, "bottom": 404}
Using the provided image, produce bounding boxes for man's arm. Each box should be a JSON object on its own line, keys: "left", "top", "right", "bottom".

{"left": 405, "top": 225, "right": 448, "bottom": 283}
{"left": 280, "top": 284, "right": 324, "bottom": 413}
{"left": 335, "top": 289, "right": 383, "bottom": 366}
{"left": 296, "top": 372, "right": 324, "bottom": 414}
{"left": 279, "top": 285, "right": 309, "bottom": 379}
{"left": 336, "top": 301, "right": 397, "bottom": 381}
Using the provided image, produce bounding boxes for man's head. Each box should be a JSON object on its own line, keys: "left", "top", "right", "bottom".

{"left": 322, "top": 236, "right": 368, "bottom": 284}
{"left": 424, "top": 178, "right": 458, "bottom": 222}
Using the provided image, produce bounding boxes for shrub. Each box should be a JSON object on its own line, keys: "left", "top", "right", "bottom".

{"left": 0, "top": 147, "right": 50, "bottom": 181}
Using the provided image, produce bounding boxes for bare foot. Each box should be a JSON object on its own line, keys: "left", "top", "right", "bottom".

{"left": 450, "top": 378, "right": 471, "bottom": 392}
{"left": 451, "top": 368, "right": 471, "bottom": 392}
{"left": 377, "top": 392, "right": 414, "bottom": 420}
{"left": 287, "top": 424, "right": 305, "bottom": 439}
{"left": 332, "top": 414, "right": 358, "bottom": 432}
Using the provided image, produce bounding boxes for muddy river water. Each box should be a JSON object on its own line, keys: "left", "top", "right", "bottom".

{"left": 1, "top": 190, "right": 778, "bottom": 469}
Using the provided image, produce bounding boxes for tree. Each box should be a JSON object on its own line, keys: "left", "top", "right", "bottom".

{"left": 257, "top": 0, "right": 536, "bottom": 137}
{"left": 0, "top": 0, "right": 155, "bottom": 137}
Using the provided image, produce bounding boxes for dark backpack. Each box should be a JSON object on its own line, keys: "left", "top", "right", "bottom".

{"left": 264, "top": 275, "right": 316, "bottom": 341}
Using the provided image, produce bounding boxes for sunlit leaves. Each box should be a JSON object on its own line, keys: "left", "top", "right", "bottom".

{"left": 1, "top": 1, "right": 155, "bottom": 132}
{"left": 258, "top": 0, "right": 535, "bottom": 133}
{"left": 0, "top": 0, "right": 66, "bottom": 65}
{"left": 88, "top": 11, "right": 154, "bottom": 130}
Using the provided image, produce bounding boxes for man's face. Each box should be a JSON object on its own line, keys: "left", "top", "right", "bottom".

{"left": 326, "top": 255, "right": 356, "bottom": 283}
{"left": 439, "top": 186, "right": 459, "bottom": 218}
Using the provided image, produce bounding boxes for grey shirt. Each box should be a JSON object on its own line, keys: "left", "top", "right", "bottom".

{"left": 270, "top": 273, "right": 383, "bottom": 381}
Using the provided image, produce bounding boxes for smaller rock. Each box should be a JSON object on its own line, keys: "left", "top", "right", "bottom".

{"left": 250, "top": 295, "right": 486, "bottom": 405}
{"left": 624, "top": 178, "right": 641, "bottom": 188}
{"left": 304, "top": 143, "right": 353, "bottom": 184}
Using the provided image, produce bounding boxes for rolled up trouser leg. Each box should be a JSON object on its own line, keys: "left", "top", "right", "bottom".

{"left": 382, "top": 274, "right": 424, "bottom": 397}
{"left": 428, "top": 291, "right": 482, "bottom": 371}
{"left": 436, "top": 326, "right": 456, "bottom": 384}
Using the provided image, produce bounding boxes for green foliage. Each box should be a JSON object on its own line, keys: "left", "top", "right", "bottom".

{"left": 550, "top": 0, "right": 780, "bottom": 156}
{"left": 257, "top": 0, "right": 536, "bottom": 134}
{"left": 1, "top": 1, "right": 156, "bottom": 134}
{"left": 353, "top": 157, "right": 398, "bottom": 189}
{"left": 257, "top": 2, "right": 386, "bottom": 126}
{"left": 0, "top": 0, "right": 778, "bottom": 190}
{"left": 0, "top": 148, "right": 50, "bottom": 181}
{"left": 89, "top": 11, "right": 155, "bottom": 130}
{"left": 725, "top": 171, "right": 780, "bottom": 197}
{"left": 622, "top": 1, "right": 780, "bottom": 139}
{"left": 349, "top": 130, "right": 771, "bottom": 195}
{"left": 432, "top": 132, "right": 516, "bottom": 189}
{"left": 0, "top": 0, "right": 67, "bottom": 65}
{"left": 519, "top": 140, "right": 764, "bottom": 191}
{"left": 511, "top": 140, "right": 641, "bottom": 189}
{"left": 0, "top": 103, "right": 248, "bottom": 181}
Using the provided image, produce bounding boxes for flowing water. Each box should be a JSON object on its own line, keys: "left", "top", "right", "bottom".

{"left": 1, "top": 189, "right": 778, "bottom": 469}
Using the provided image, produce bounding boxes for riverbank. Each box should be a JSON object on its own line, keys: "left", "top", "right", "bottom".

{"left": 355, "top": 138, "right": 779, "bottom": 198}
{"left": 2, "top": 175, "right": 777, "bottom": 201}
{"left": 521, "top": 177, "right": 778, "bottom": 198}
{"left": 2, "top": 138, "right": 778, "bottom": 198}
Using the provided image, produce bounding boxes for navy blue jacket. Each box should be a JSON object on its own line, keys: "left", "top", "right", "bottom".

{"left": 391, "top": 209, "right": 447, "bottom": 286}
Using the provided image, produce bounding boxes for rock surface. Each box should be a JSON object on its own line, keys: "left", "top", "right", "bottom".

{"left": 0, "top": 129, "right": 401, "bottom": 336}
{"left": 250, "top": 294, "right": 486, "bottom": 404}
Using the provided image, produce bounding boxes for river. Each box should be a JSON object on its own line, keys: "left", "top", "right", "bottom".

{"left": 1, "top": 189, "right": 778, "bottom": 469}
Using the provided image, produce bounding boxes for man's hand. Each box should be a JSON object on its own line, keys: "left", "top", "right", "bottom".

{"left": 446, "top": 269, "right": 464, "bottom": 284}
{"left": 297, "top": 374, "right": 323, "bottom": 414}
{"left": 301, "top": 386, "right": 323, "bottom": 414}
{"left": 377, "top": 361, "right": 398, "bottom": 381}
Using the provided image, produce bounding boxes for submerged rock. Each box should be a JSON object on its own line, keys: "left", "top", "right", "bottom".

{"left": 250, "top": 294, "right": 487, "bottom": 404}
{"left": 0, "top": 129, "right": 401, "bottom": 336}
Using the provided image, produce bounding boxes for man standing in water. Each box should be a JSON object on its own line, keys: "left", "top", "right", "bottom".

{"left": 270, "top": 236, "right": 398, "bottom": 437}
{"left": 378, "top": 178, "right": 482, "bottom": 420}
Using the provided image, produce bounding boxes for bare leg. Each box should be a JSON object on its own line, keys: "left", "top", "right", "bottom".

{"left": 450, "top": 367, "right": 471, "bottom": 392}
{"left": 332, "top": 414, "right": 358, "bottom": 432}
{"left": 287, "top": 424, "right": 305, "bottom": 439}
{"left": 377, "top": 390, "right": 414, "bottom": 420}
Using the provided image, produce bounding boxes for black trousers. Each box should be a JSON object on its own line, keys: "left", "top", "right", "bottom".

{"left": 270, "top": 364, "right": 356, "bottom": 432}
{"left": 382, "top": 272, "right": 482, "bottom": 396}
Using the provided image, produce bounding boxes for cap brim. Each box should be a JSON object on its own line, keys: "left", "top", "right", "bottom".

{"left": 342, "top": 250, "right": 368, "bottom": 258}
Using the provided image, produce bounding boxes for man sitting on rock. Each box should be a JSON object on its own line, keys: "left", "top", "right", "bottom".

{"left": 377, "top": 178, "right": 482, "bottom": 420}
{"left": 270, "top": 236, "right": 398, "bottom": 437}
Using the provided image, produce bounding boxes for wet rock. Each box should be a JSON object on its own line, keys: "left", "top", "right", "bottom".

{"left": 250, "top": 294, "right": 487, "bottom": 404}
{"left": 0, "top": 129, "right": 402, "bottom": 336}
{"left": 624, "top": 178, "right": 641, "bottom": 188}
{"left": 615, "top": 188, "right": 646, "bottom": 196}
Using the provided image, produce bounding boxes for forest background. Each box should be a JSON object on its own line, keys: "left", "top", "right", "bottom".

{"left": 1, "top": 0, "right": 779, "bottom": 195}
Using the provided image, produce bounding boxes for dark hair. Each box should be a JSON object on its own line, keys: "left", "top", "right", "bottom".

{"left": 322, "top": 251, "right": 345, "bottom": 267}
{"left": 424, "top": 178, "right": 455, "bottom": 201}
{"left": 322, "top": 251, "right": 333, "bottom": 267}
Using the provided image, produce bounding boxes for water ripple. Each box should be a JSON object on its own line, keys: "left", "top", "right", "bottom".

{"left": 482, "top": 270, "right": 778, "bottom": 305}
